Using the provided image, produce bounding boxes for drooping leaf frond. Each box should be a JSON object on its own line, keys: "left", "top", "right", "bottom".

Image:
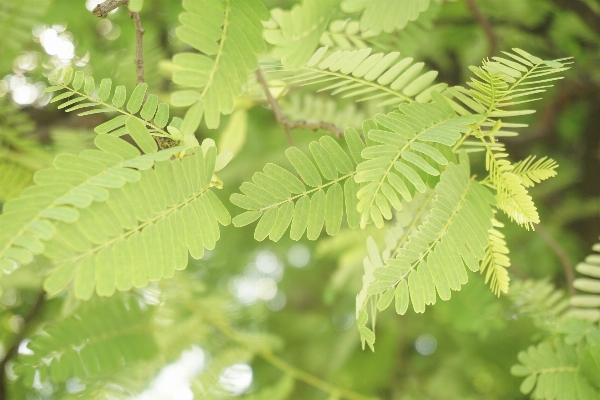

{"left": 512, "top": 155, "right": 559, "bottom": 188}
{"left": 41, "top": 142, "right": 231, "bottom": 299}
{"left": 480, "top": 218, "right": 510, "bottom": 296}
{"left": 0, "top": 161, "right": 32, "bottom": 202}
{"left": 511, "top": 339, "right": 598, "bottom": 400}
{"left": 46, "top": 68, "right": 177, "bottom": 153}
{"left": 263, "top": 0, "right": 338, "bottom": 68}
{"left": 355, "top": 92, "right": 479, "bottom": 228}
{"left": 230, "top": 131, "right": 365, "bottom": 241}
{"left": 483, "top": 145, "right": 539, "bottom": 230}
{"left": 171, "top": 0, "right": 270, "bottom": 129}
{"left": 364, "top": 152, "right": 495, "bottom": 315}
{"left": 0, "top": 0, "right": 50, "bottom": 73}
{"left": 356, "top": 195, "right": 435, "bottom": 349}
{"left": 0, "top": 135, "right": 186, "bottom": 275}
{"left": 15, "top": 297, "right": 157, "bottom": 385}
{"left": 569, "top": 239, "right": 600, "bottom": 322}
{"left": 283, "top": 46, "right": 446, "bottom": 107}
{"left": 341, "top": 0, "right": 430, "bottom": 35}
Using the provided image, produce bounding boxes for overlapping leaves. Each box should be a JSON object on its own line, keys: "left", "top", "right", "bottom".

{"left": 355, "top": 92, "right": 479, "bottom": 228}
{"left": 42, "top": 142, "right": 231, "bottom": 299}
{"left": 171, "top": 0, "right": 270, "bottom": 129}
{"left": 231, "top": 131, "right": 365, "bottom": 241}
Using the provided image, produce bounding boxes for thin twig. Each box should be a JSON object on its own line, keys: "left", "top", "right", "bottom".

{"left": 130, "top": 12, "right": 145, "bottom": 84}
{"left": 464, "top": 0, "right": 499, "bottom": 56}
{"left": 92, "top": 0, "right": 128, "bottom": 18}
{"left": 0, "top": 292, "right": 46, "bottom": 400}
{"left": 535, "top": 223, "right": 576, "bottom": 296}
{"left": 186, "top": 302, "right": 378, "bottom": 400}
{"left": 255, "top": 69, "right": 345, "bottom": 145}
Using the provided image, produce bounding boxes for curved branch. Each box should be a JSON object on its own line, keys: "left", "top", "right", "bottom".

{"left": 92, "top": 0, "right": 129, "bottom": 18}
{"left": 535, "top": 223, "right": 576, "bottom": 296}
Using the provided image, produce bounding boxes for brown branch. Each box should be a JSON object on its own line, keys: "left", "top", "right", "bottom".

{"left": 464, "top": 0, "right": 499, "bottom": 57}
{"left": 131, "top": 12, "right": 145, "bottom": 84}
{"left": 0, "top": 292, "right": 46, "bottom": 400}
{"left": 535, "top": 223, "right": 576, "bottom": 296}
{"left": 255, "top": 69, "right": 345, "bottom": 145}
{"left": 92, "top": 0, "right": 129, "bottom": 18}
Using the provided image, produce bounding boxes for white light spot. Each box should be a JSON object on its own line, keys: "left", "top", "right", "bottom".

{"left": 8, "top": 75, "right": 40, "bottom": 105}
{"left": 230, "top": 276, "right": 258, "bottom": 305}
{"left": 219, "top": 363, "right": 253, "bottom": 396}
{"left": 415, "top": 334, "right": 437, "bottom": 356}
{"left": 39, "top": 28, "right": 75, "bottom": 61}
{"left": 256, "top": 250, "right": 278, "bottom": 274}
{"left": 18, "top": 339, "right": 34, "bottom": 355}
{"left": 287, "top": 244, "right": 310, "bottom": 268}
{"left": 66, "top": 377, "right": 86, "bottom": 393}
{"left": 86, "top": 0, "right": 104, "bottom": 11}
{"left": 256, "top": 278, "right": 277, "bottom": 300}
{"left": 134, "top": 346, "right": 205, "bottom": 400}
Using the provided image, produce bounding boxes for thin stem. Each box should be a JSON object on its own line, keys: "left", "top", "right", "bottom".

{"left": 130, "top": 12, "right": 145, "bottom": 84}
{"left": 92, "top": 0, "right": 128, "bottom": 18}
{"left": 534, "top": 223, "right": 576, "bottom": 296}
{"left": 464, "top": 0, "right": 499, "bottom": 56}
{"left": 255, "top": 69, "right": 345, "bottom": 144}
{"left": 0, "top": 292, "right": 46, "bottom": 400}
{"left": 187, "top": 302, "right": 378, "bottom": 400}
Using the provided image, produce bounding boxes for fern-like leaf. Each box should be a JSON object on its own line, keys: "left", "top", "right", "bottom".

{"left": 40, "top": 141, "right": 231, "bottom": 299}
{"left": 0, "top": 161, "right": 33, "bottom": 202}
{"left": 484, "top": 146, "right": 539, "bottom": 230}
{"left": 512, "top": 155, "right": 559, "bottom": 188}
{"left": 480, "top": 218, "right": 510, "bottom": 296}
{"left": 320, "top": 19, "right": 372, "bottom": 51}
{"left": 569, "top": 239, "right": 600, "bottom": 322}
{"left": 443, "top": 49, "right": 569, "bottom": 125}
{"left": 283, "top": 46, "right": 446, "bottom": 107}
{"left": 364, "top": 152, "right": 495, "bottom": 315}
{"left": 46, "top": 68, "right": 178, "bottom": 153}
{"left": 15, "top": 297, "right": 157, "bottom": 385}
{"left": 511, "top": 339, "right": 598, "bottom": 400}
{"left": 0, "top": 135, "right": 186, "bottom": 275}
{"left": 508, "top": 279, "right": 569, "bottom": 331}
{"left": 341, "top": 0, "right": 430, "bottom": 35}
{"left": 263, "top": 0, "right": 338, "bottom": 67}
{"left": 230, "top": 131, "right": 365, "bottom": 241}
{"left": 171, "top": 0, "right": 270, "bottom": 129}
{"left": 355, "top": 92, "right": 479, "bottom": 228}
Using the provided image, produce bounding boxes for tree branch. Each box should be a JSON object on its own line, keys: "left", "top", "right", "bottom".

{"left": 130, "top": 12, "right": 145, "bottom": 84}
{"left": 534, "top": 223, "right": 576, "bottom": 296}
{"left": 255, "top": 69, "right": 345, "bottom": 145}
{"left": 0, "top": 292, "right": 46, "bottom": 399}
{"left": 92, "top": 0, "right": 129, "bottom": 18}
{"left": 464, "top": 0, "right": 499, "bottom": 56}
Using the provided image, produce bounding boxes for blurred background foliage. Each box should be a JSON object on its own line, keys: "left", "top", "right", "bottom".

{"left": 0, "top": 0, "right": 599, "bottom": 399}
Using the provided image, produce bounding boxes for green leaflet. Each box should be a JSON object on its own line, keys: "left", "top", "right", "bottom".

{"left": 171, "top": 0, "right": 269, "bottom": 129}
{"left": 263, "top": 0, "right": 338, "bottom": 67}
{"left": 341, "top": 0, "right": 430, "bottom": 34}
{"left": 46, "top": 68, "right": 178, "bottom": 145}
{"left": 14, "top": 297, "right": 157, "bottom": 385}
{"left": 357, "top": 153, "right": 495, "bottom": 347}
{"left": 0, "top": 135, "right": 186, "bottom": 274}
{"left": 355, "top": 94, "right": 479, "bottom": 229}
{"left": 231, "top": 134, "right": 362, "bottom": 242}
{"left": 41, "top": 143, "right": 231, "bottom": 299}
{"left": 285, "top": 46, "right": 446, "bottom": 107}
{"left": 511, "top": 339, "right": 598, "bottom": 400}
{"left": 569, "top": 239, "right": 600, "bottom": 322}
